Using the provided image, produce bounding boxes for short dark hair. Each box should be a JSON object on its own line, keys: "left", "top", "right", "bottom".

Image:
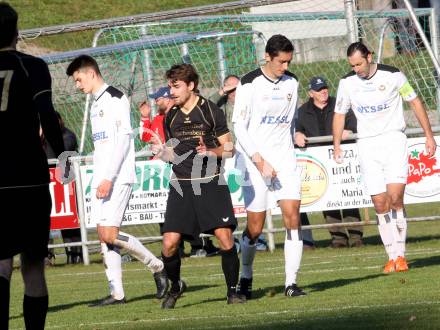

{"left": 347, "top": 42, "right": 371, "bottom": 58}
{"left": 166, "top": 63, "right": 199, "bottom": 90}
{"left": 66, "top": 55, "right": 101, "bottom": 76}
{"left": 0, "top": 2, "right": 18, "bottom": 49}
{"left": 265, "top": 34, "right": 294, "bottom": 58}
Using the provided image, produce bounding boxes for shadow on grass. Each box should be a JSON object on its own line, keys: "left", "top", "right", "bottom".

{"left": 248, "top": 273, "right": 383, "bottom": 299}
{"left": 274, "top": 234, "right": 440, "bottom": 250}
{"left": 304, "top": 273, "right": 383, "bottom": 292}
{"left": 409, "top": 254, "right": 440, "bottom": 269}
{"left": 180, "top": 296, "right": 226, "bottom": 307}
{"left": 9, "top": 284, "right": 216, "bottom": 320}
{"left": 223, "top": 306, "right": 440, "bottom": 330}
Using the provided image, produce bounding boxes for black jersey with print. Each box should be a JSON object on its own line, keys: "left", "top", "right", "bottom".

{"left": 164, "top": 96, "right": 230, "bottom": 179}
{"left": 0, "top": 50, "right": 64, "bottom": 188}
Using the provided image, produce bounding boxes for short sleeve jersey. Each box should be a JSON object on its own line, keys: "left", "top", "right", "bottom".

{"left": 0, "top": 50, "right": 54, "bottom": 188}
{"left": 90, "top": 84, "right": 136, "bottom": 187}
{"left": 164, "top": 96, "right": 229, "bottom": 179}
{"left": 335, "top": 64, "right": 417, "bottom": 139}
{"left": 232, "top": 68, "right": 299, "bottom": 166}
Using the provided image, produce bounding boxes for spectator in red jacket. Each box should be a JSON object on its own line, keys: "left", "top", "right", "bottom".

{"left": 139, "top": 87, "right": 174, "bottom": 145}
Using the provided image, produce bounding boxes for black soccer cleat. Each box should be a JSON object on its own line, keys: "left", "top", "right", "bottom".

{"left": 227, "top": 292, "right": 247, "bottom": 304}
{"left": 237, "top": 277, "right": 253, "bottom": 299}
{"left": 153, "top": 269, "right": 169, "bottom": 299}
{"left": 284, "top": 284, "right": 306, "bottom": 297}
{"left": 161, "top": 280, "right": 187, "bottom": 309}
{"left": 88, "top": 295, "right": 126, "bottom": 307}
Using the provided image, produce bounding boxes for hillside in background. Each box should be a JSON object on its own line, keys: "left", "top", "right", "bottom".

{"left": 9, "top": 0, "right": 229, "bottom": 29}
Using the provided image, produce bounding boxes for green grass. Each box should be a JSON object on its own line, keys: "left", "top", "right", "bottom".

{"left": 9, "top": 0, "right": 235, "bottom": 51}
{"left": 9, "top": 0, "right": 232, "bottom": 29}
{"left": 8, "top": 218, "right": 440, "bottom": 329}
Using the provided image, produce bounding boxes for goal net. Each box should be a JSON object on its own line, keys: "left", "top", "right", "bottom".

{"left": 16, "top": 0, "right": 440, "bottom": 245}
{"left": 18, "top": 0, "right": 440, "bottom": 155}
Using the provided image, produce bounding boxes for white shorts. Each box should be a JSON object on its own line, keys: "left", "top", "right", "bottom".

{"left": 357, "top": 131, "right": 408, "bottom": 196}
{"left": 91, "top": 184, "right": 132, "bottom": 227}
{"left": 236, "top": 152, "right": 302, "bottom": 212}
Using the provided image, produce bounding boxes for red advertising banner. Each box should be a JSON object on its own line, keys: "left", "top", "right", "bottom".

{"left": 49, "top": 168, "right": 79, "bottom": 230}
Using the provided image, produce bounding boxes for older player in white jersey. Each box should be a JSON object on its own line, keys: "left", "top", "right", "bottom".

{"left": 333, "top": 42, "right": 436, "bottom": 273}
{"left": 66, "top": 55, "right": 167, "bottom": 306}
{"left": 233, "top": 34, "right": 305, "bottom": 298}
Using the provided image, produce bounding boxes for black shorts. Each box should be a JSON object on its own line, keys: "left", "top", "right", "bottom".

{"left": 0, "top": 184, "right": 51, "bottom": 260}
{"left": 162, "top": 176, "right": 237, "bottom": 239}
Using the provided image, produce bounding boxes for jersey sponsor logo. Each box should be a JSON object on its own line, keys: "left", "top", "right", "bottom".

{"left": 378, "top": 85, "right": 386, "bottom": 91}
{"left": 271, "top": 96, "right": 284, "bottom": 101}
{"left": 92, "top": 131, "right": 109, "bottom": 142}
{"left": 260, "top": 115, "right": 289, "bottom": 124}
{"left": 356, "top": 103, "right": 390, "bottom": 114}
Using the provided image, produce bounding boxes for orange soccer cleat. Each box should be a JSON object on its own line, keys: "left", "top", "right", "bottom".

{"left": 395, "top": 256, "right": 409, "bottom": 272}
{"left": 383, "top": 259, "right": 395, "bottom": 274}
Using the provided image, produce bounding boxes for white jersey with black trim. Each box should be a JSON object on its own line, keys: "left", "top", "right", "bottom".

{"left": 90, "top": 83, "right": 136, "bottom": 188}
{"left": 335, "top": 63, "right": 417, "bottom": 139}
{"left": 232, "top": 68, "right": 299, "bottom": 167}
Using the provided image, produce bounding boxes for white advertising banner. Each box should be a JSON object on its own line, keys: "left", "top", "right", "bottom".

{"left": 80, "top": 137, "right": 440, "bottom": 228}
{"left": 297, "top": 136, "right": 440, "bottom": 212}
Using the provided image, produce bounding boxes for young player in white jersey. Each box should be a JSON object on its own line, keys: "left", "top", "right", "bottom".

{"left": 333, "top": 42, "right": 436, "bottom": 273}
{"left": 66, "top": 55, "right": 168, "bottom": 306}
{"left": 232, "top": 34, "right": 305, "bottom": 298}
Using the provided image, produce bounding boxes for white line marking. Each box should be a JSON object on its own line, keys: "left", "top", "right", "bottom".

{"left": 47, "top": 247, "right": 440, "bottom": 278}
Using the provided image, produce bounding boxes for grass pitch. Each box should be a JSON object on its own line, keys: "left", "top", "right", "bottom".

{"left": 8, "top": 219, "right": 440, "bottom": 330}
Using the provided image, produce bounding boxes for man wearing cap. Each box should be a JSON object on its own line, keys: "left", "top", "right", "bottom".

{"left": 295, "top": 76, "right": 364, "bottom": 248}
{"left": 139, "top": 87, "right": 174, "bottom": 146}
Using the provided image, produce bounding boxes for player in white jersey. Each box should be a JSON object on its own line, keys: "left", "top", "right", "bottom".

{"left": 66, "top": 55, "right": 168, "bottom": 306}
{"left": 333, "top": 42, "right": 436, "bottom": 273}
{"left": 232, "top": 35, "right": 305, "bottom": 298}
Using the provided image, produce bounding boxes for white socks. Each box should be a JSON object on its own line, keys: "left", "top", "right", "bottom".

{"left": 240, "top": 228, "right": 304, "bottom": 286}
{"left": 240, "top": 234, "right": 256, "bottom": 279}
{"left": 391, "top": 209, "right": 407, "bottom": 257}
{"left": 114, "top": 231, "right": 163, "bottom": 273}
{"left": 284, "top": 229, "right": 303, "bottom": 287}
{"left": 376, "top": 209, "right": 407, "bottom": 260}
{"left": 376, "top": 213, "right": 398, "bottom": 260}
{"left": 100, "top": 231, "right": 165, "bottom": 299}
{"left": 101, "top": 243, "right": 124, "bottom": 300}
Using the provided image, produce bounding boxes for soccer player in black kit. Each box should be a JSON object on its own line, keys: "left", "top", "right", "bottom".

{"left": 152, "top": 63, "right": 246, "bottom": 308}
{"left": 0, "top": 3, "right": 66, "bottom": 329}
